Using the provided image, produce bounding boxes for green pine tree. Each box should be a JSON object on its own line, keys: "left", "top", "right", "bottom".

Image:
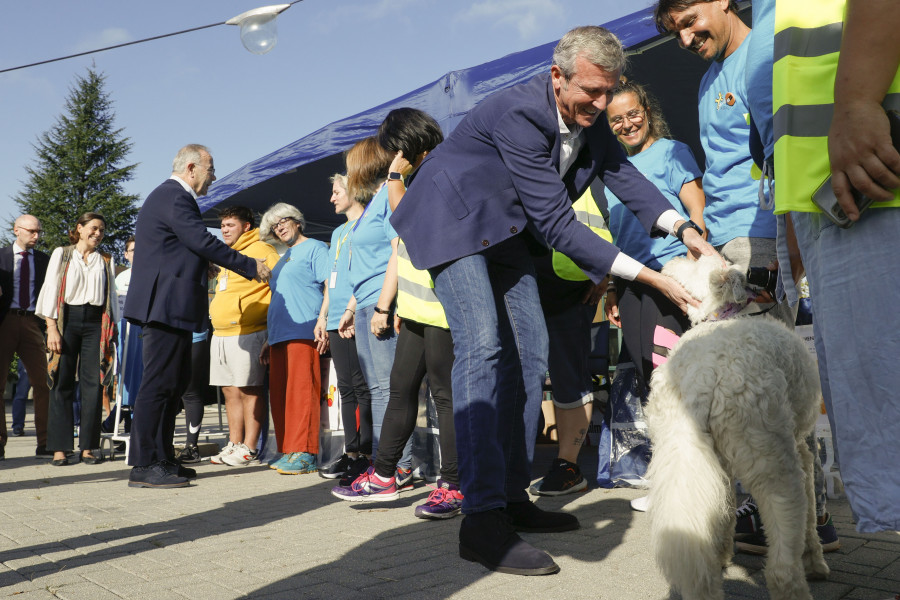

{"left": 12, "top": 67, "right": 139, "bottom": 263}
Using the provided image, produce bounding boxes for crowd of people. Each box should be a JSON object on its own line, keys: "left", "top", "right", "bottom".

{"left": 1, "top": 0, "right": 897, "bottom": 579}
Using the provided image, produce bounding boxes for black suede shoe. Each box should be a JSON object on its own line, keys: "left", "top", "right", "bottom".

{"left": 128, "top": 463, "right": 190, "bottom": 488}
{"left": 35, "top": 445, "right": 54, "bottom": 458}
{"left": 162, "top": 460, "right": 196, "bottom": 479}
{"left": 82, "top": 453, "right": 104, "bottom": 465}
{"left": 505, "top": 500, "right": 580, "bottom": 533}
{"left": 459, "top": 510, "right": 559, "bottom": 576}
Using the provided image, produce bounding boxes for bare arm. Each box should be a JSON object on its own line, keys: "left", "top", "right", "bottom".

{"left": 678, "top": 178, "right": 708, "bottom": 240}
{"left": 370, "top": 237, "right": 400, "bottom": 337}
{"left": 828, "top": 0, "right": 900, "bottom": 218}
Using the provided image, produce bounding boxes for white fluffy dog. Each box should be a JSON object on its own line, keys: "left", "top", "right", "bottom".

{"left": 646, "top": 254, "right": 829, "bottom": 600}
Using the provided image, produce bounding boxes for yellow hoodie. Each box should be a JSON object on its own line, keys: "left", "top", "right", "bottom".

{"left": 209, "top": 228, "right": 280, "bottom": 336}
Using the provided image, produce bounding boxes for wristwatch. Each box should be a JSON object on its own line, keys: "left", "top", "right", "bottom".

{"left": 373, "top": 306, "right": 392, "bottom": 315}
{"left": 675, "top": 219, "right": 704, "bottom": 242}
{"left": 387, "top": 172, "right": 403, "bottom": 181}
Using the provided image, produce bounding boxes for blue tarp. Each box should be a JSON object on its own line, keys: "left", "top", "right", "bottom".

{"left": 198, "top": 7, "right": 668, "bottom": 225}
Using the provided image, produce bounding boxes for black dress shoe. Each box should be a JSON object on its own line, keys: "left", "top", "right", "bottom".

{"left": 459, "top": 509, "right": 559, "bottom": 575}
{"left": 12, "top": 427, "right": 24, "bottom": 437}
{"left": 162, "top": 460, "right": 196, "bottom": 479}
{"left": 35, "top": 445, "right": 54, "bottom": 458}
{"left": 128, "top": 463, "right": 190, "bottom": 488}
{"left": 505, "top": 500, "right": 580, "bottom": 533}
{"left": 51, "top": 457, "right": 69, "bottom": 466}
{"left": 82, "top": 453, "right": 104, "bottom": 465}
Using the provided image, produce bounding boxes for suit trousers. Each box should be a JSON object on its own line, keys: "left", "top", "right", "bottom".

{"left": 128, "top": 322, "right": 191, "bottom": 466}
{"left": 47, "top": 305, "right": 103, "bottom": 452}
{"left": 0, "top": 312, "right": 49, "bottom": 447}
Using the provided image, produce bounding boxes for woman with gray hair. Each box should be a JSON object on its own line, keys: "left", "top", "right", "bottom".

{"left": 258, "top": 202, "right": 329, "bottom": 475}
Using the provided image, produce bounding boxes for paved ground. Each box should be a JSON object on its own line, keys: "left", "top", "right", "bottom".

{"left": 1, "top": 410, "right": 898, "bottom": 600}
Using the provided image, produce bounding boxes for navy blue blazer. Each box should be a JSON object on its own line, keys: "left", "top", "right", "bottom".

{"left": 0, "top": 244, "right": 49, "bottom": 324}
{"left": 124, "top": 179, "right": 258, "bottom": 332}
{"left": 390, "top": 73, "right": 673, "bottom": 283}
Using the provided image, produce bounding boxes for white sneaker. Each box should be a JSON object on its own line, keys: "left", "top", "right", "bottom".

{"left": 630, "top": 495, "right": 651, "bottom": 512}
{"left": 222, "top": 443, "right": 255, "bottom": 466}
{"left": 210, "top": 441, "right": 237, "bottom": 465}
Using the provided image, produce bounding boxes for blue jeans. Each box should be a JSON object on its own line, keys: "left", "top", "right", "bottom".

{"left": 354, "top": 303, "right": 411, "bottom": 469}
{"left": 792, "top": 210, "right": 900, "bottom": 533}
{"left": 11, "top": 361, "right": 29, "bottom": 431}
{"left": 431, "top": 236, "right": 548, "bottom": 513}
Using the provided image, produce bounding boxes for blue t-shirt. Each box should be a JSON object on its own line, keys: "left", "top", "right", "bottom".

{"left": 326, "top": 219, "right": 356, "bottom": 330}
{"left": 605, "top": 139, "right": 703, "bottom": 270}
{"left": 267, "top": 238, "right": 329, "bottom": 345}
{"left": 192, "top": 330, "right": 207, "bottom": 344}
{"left": 745, "top": 0, "right": 775, "bottom": 157}
{"left": 698, "top": 30, "right": 776, "bottom": 246}
{"left": 348, "top": 185, "right": 397, "bottom": 309}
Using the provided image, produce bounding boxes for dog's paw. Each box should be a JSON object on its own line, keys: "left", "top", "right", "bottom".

{"left": 803, "top": 554, "right": 830, "bottom": 580}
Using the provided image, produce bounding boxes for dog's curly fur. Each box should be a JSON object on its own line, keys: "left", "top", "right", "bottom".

{"left": 646, "top": 254, "right": 829, "bottom": 600}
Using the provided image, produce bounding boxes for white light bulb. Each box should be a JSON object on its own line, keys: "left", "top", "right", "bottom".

{"left": 240, "top": 14, "right": 278, "bottom": 55}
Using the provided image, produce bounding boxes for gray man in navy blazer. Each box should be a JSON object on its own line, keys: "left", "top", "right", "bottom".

{"left": 391, "top": 26, "right": 714, "bottom": 575}
{"left": 124, "top": 145, "right": 267, "bottom": 488}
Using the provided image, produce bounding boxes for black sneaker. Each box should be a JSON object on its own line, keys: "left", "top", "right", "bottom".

{"left": 175, "top": 444, "right": 201, "bottom": 464}
{"left": 338, "top": 456, "right": 372, "bottom": 487}
{"left": 128, "top": 463, "right": 190, "bottom": 488}
{"left": 734, "top": 497, "right": 762, "bottom": 536}
{"left": 529, "top": 458, "right": 588, "bottom": 496}
{"left": 734, "top": 500, "right": 841, "bottom": 555}
{"left": 319, "top": 453, "right": 356, "bottom": 480}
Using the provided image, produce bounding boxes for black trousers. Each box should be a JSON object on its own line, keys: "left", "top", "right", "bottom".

{"left": 374, "top": 320, "right": 458, "bottom": 484}
{"left": 47, "top": 304, "right": 103, "bottom": 452}
{"left": 328, "top": 331, "right": 372, "bottom": 455}
{"left": 128, "top": 322, "right": 191, "bottom": 466}
{"left": 182, "top": 334, "right": 211, "bottom": 447}
{"left": 615, "top": 278, "right": 692, "bottom": 386}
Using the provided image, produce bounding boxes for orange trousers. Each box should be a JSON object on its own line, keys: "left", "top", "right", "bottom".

{"left": 269, "top": 340, "right": 320, "bottom": 454}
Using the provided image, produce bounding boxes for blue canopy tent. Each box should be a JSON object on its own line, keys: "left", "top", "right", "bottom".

{"left": 199, "top": 4, "right": 749, "bottom": 238}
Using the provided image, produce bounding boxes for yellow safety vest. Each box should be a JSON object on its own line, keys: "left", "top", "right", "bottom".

{"left": 773, "top": 0, "right": 900, "bottom": 214}
{"left": 396, "top": 239, "right": 449, "bottom": 329}
{"left": 551, "top": 187, "right": 613, "bottom": 281}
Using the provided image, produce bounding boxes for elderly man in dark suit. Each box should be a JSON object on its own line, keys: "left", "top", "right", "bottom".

{"left": 124, "top": 144, "right": 270, "bottom": 488}
{"left": 391, "top": 25, "right": 716, "bottom": 575}
{"left": 0, "top": 215, "right": 51, "bottom": 460}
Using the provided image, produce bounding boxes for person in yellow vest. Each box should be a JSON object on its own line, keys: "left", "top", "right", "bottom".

{"left": 207, "top": 206, "right": 280, "bottom": 467}
{"left": 332, "top": 108, "right": 464, "bottom": 520}
{"left": 773, "top": 0, "right": 900, "bottom": 533}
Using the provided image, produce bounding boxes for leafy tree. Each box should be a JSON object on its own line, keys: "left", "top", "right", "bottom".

{"left": 12, "top": 67, "right": 139, "bottom": 263}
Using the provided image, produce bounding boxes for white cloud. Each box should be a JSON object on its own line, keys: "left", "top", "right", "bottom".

{"left": 458, "top": 0, "right": 564, "bottom": 39}
{"left": 72, "top": 28, "right": 132, "bottom": 54}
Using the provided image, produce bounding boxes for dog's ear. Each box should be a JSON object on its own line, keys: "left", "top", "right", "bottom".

{"left": 708, "top": 267, "right": 747, "bottom": 304}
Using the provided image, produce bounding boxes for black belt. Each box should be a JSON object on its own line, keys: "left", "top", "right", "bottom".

{"left": 9, "top": 308, "right": 35, "bottom": 317}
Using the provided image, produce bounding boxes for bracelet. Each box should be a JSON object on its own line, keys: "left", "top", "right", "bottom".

{"left": 344, "top": 308, "right": 355, "bottom": 314}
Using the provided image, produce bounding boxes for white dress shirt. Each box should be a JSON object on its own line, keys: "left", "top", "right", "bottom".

{"left": 36, "top": 247, "right": 118, "bottom": 321}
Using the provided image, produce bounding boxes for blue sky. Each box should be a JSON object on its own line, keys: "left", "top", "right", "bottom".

{"left": 0, "top": 0, "right": 653, "bottom": 228}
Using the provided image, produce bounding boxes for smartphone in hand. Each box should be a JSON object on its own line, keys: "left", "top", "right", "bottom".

{"left": 811, "top": 109, "right": 900, "bottom": 228}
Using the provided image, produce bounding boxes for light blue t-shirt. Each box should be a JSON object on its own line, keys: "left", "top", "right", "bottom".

{"left": 267, "top": 238, "right": 329, "bottom": 345}
{"left": 192, "top": 330, "right": 207, "bottom": 344}
{"left": 348, "top": 185, "right": 397, "bottom": 309}
{"left": 745, "top": 0, "right": 775, "bottom": 156}
{"left": 698, "top": 30, "right": 776, "bottom": 246}
{"left": 327, "top": 219, "right": 356, "bottom": 330}
{"left": 605, "top": 139, "right": 703, "bottom": 271}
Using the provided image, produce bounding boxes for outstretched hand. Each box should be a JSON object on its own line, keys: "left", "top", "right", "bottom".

{"left": 255, "top": 259, "right": 272, "bottom": 283}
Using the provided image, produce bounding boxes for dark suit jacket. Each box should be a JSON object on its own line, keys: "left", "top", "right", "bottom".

{"left": 124, "top": 178, "right": 258, "bottom": 332}
{"left": 391, "top": 73, "right": 673, "bottom": 283}
{"left": 0, "top": 244, "right": 49, "bottom": 324}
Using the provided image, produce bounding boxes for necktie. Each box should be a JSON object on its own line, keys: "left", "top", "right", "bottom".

{"left": 18, "top": 251, "right": 30, "bottom": 310}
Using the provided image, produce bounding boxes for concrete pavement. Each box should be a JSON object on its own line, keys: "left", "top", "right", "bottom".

{"left": 1, "top": 411, "right": 898, "bottom": 600}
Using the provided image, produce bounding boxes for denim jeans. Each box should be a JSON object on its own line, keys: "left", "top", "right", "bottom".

{"left": 11, "top": 361, "right": 29, "bottom": 431}
{"left": 792, "top": 209, "right": 900, "bottom": 533}
{"left": 354, "top": 303, "right": 411, "bottom": 469}
{"left": 431, "top": 236, "right": 548, "bottom": 513}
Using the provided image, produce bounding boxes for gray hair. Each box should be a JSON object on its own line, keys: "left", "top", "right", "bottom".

{"left": 330, "top": 173, "right": 348, "bottom": 191}
{"left": 259, "top": 202, "right": 305, "bottom": 242}
{"left": 553, "top": 26, "right": 626, "bottom": 79}
{"left": 172, "top": 144, "right": 211, "bottom": 174}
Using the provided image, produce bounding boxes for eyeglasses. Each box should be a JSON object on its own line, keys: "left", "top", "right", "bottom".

{"left": 196, "top": 163, "right": 215, "bottom": 175}
{"left": 609, "top": 109, "right": 645, "bottom": 128}
{"left": 17, "top": 227, "right": 43, "bottom": 236}
{"left": 270, "top": 217, "right": 296, "bottom": 234}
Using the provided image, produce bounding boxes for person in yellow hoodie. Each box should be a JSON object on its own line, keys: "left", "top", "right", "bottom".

{"left": 208, "top": 206, "right": 280, "bottom": 466}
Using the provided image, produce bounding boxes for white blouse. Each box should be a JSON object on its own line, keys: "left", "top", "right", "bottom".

{"left": 36, "top": 246, "right": 119, "bottom": 321}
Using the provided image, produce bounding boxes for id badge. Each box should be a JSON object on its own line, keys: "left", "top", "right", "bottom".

{"left": 329, "top": 271, "right": 337, "bottom": 289}
{"left": 218, "top": 271, "right": 228, "bottom": 291}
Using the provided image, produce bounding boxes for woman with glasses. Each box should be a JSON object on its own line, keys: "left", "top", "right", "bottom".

{"left": 604, "top": 78, "right": 706, "bottom": 387}
{"left": 258, "top": 204, "right": 329, "bottom": 475}
{"left": 36, "top": 212, "right": 118, "bottom": 466}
